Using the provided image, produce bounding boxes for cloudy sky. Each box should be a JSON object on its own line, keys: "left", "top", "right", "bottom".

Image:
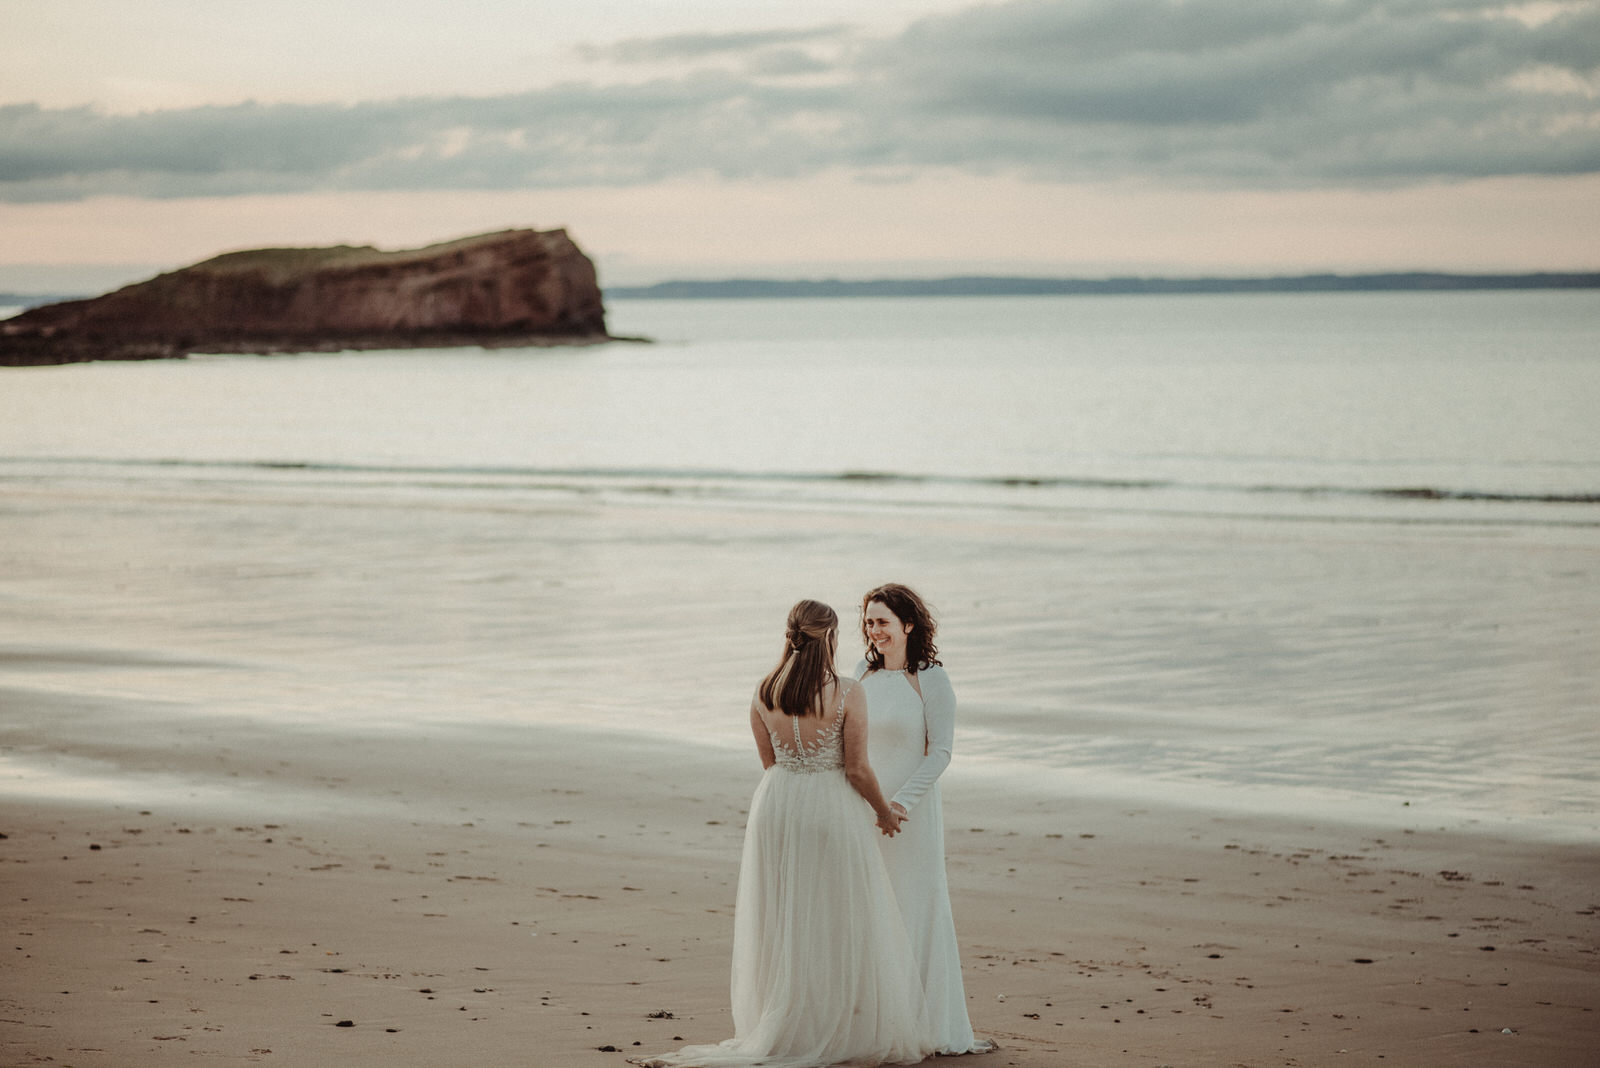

{"left": 3, "top": 0, "right": 1598, "bottom": 290}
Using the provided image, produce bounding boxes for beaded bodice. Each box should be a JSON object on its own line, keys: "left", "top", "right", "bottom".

{"left": 768, "top": 681, "right": 852, "bottom": 774}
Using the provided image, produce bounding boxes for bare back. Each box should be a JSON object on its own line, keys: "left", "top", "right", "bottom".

{"left": 758, "top": 679, "right": 853, "bottom": 770}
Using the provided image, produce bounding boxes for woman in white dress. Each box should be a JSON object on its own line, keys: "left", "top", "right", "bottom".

{"left": 632, "top": 599, "right": 935, "bottom": 1068}
{"left": 856, "top": 584, "right": 993, "bottom": 1056}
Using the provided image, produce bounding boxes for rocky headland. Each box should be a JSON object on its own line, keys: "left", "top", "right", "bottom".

{"left": 1, "top": 228, "right": 616, "bottom": 365}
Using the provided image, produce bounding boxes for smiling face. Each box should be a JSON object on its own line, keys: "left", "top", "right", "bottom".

{"left": 863, "top": 599, "right": 913, "bottom": 670}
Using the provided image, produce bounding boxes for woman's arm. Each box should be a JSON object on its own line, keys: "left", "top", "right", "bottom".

{"left": 749, "top": 697, "right": 777, "bottom": 770}
{"left": 890, "top": 665, "right": 955, "bottom": 813}
{"left": 840, "top": 682, "right": 905, "bottom": 836}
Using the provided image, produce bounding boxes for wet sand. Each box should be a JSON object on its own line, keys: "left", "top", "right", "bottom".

{"left": 3, "top": 704, "right": 1596, "bottom": 1067}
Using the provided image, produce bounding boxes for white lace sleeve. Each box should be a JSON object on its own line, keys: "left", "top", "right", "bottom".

{"left": 890, "top": 665, "right": 955, "bottom": 813}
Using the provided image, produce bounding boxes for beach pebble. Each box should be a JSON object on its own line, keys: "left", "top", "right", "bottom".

{"left": 335, "top": 1020, "right": 354, "bottom": 1027}
{"left": 996, "top": 994, "right": 1006, "bottom": 1002}
{"left": 1502, "top": 1027, "right": 1516, "bottom": 1034}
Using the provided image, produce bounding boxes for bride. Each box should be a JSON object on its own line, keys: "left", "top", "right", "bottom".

{"left": 857, "top": 583, "right": 993, "bottom": 1056}
{"left": 630, "top": 599, "right": 935, "bottom": 1068}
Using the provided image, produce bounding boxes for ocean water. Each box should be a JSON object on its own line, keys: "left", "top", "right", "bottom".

{"left": 2, "top": 292, "right": 1598, "bottom": 840}
{"left": 6, "top": 292, "right": 1598, "bottom": 516}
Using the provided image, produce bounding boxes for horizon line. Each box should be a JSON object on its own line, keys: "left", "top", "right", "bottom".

{"left": 605, "top": 270, "right": 1600, "bottom": 299}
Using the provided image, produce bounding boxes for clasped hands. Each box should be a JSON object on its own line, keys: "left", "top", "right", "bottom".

{"left": 876, "top": 801, "right": 910, "bottom": 837}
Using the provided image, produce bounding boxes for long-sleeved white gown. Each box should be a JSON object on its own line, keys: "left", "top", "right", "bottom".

{"left": 857, "top": 662, "right": 990, "bottom": 1056}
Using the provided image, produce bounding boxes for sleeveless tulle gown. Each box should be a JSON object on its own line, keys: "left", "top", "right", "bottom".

{"left": 631, "top": 683, "right": 934, "bottom": 1068}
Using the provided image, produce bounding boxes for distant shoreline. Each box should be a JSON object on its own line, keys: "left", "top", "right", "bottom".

{"left": 606, "top": 271, "right": 1600, "bottom": 299}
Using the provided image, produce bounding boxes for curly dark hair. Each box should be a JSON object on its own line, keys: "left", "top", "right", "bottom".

{"left": 759, "top": 599, "right": 840, "bottom": 717}
{"left": 860, "top": 583, "right": 941, "bottom": 673}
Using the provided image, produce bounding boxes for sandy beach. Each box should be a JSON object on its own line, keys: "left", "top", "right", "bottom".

{"left": 3, "top": 706, "right": 1597, "bottom": 1067}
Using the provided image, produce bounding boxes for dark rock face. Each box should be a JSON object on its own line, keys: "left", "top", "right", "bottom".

{"left": 1, "top": 228, "right": 611, "bottom": 365}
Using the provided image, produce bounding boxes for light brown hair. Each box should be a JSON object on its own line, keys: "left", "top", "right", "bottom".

{"left": 759, "top": 599, "right": 840, "bottom": 717}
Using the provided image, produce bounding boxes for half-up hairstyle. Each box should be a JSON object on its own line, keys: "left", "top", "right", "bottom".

{"left": 860, "top": 583, "right": 941, "bottom": 673}
{"left": 759, "top": 599, "right": 840, "bottom": 717}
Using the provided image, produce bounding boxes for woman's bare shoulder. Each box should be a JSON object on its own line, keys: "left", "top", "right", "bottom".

{"left": 829, "top": 676, "right": 865, "bottom": 713}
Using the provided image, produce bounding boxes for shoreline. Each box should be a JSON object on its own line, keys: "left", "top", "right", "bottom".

{"left": 5, "top": 692, "right": 1597, "bottom": 849}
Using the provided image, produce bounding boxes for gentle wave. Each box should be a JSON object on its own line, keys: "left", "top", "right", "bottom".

{"left": 840, "top": 469, "right": 1600, "bottom": 505}
{"left": 5, "top": 456, "right": 1598, "bottom": 513}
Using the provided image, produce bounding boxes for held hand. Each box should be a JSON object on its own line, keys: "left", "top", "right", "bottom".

{"left": 876, "top": 803, "right": 910, "bottom": 837}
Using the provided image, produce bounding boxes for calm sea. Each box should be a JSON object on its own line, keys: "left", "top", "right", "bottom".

{"left": 3, "top": 292, "right": 1598, "bottom": 840}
